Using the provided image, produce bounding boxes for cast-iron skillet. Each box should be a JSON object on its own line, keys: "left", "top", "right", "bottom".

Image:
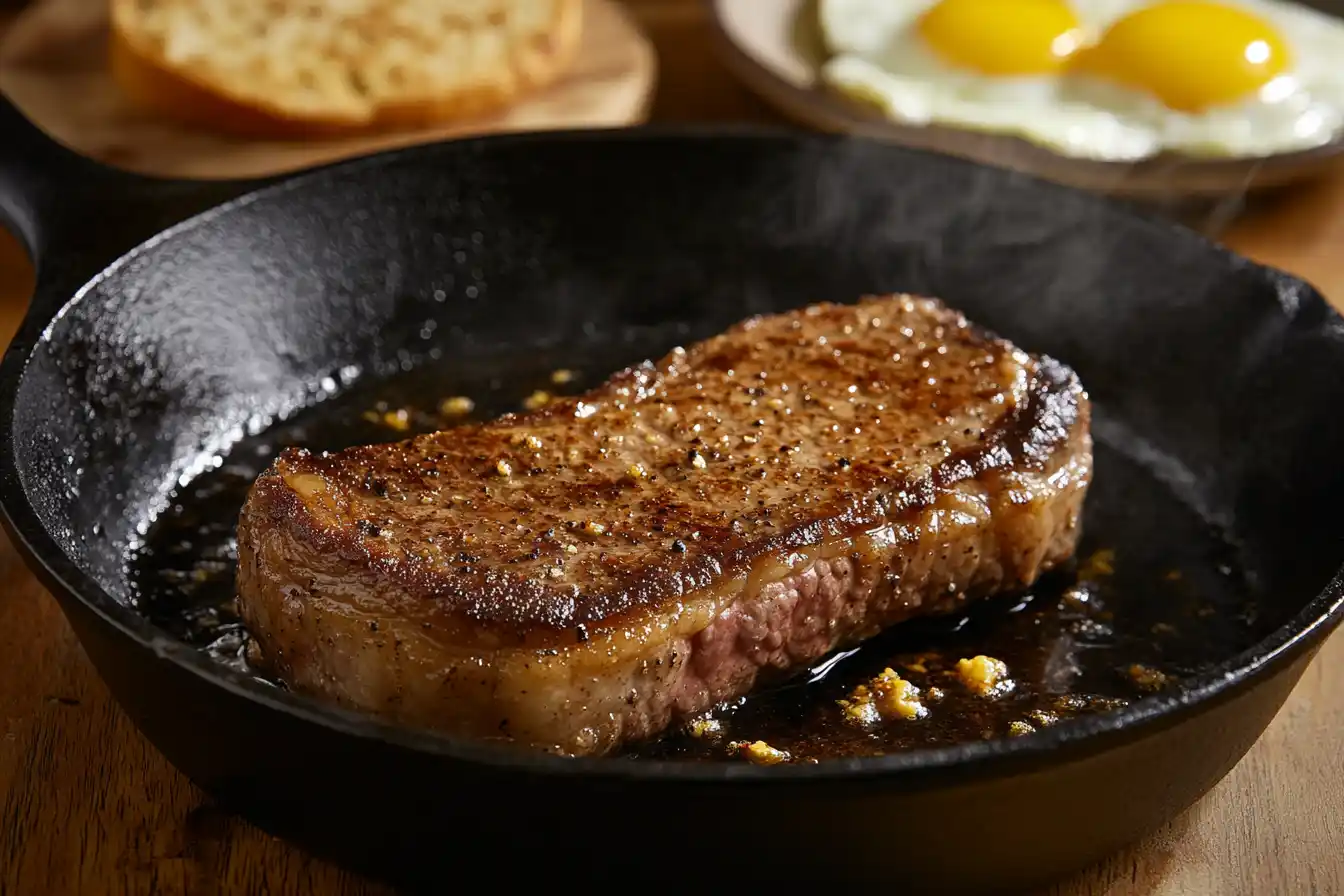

{"left": 2, "top": 95, "right": 1343, "bottom": 892}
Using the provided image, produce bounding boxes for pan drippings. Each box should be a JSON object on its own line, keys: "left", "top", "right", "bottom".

{"left": 127, "top": 352, "right": 1271, "bottom": 762}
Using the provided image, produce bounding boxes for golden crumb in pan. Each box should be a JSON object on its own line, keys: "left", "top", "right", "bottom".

{"left": 1077, "top": 548, "right": 1116, "bottom": 578}
{"left": 838, "top": 667, "right": 928, "bottom": 725}
{"left": 729, "top": 740, "right": 791, "bottom": 765}
{"left": 523, "top": 390, "right": 553, "bottom": 410}
{"left": 955, "top": 655, "right": 1013, "bottom": 697}
{"left": 898, "top": 652, "right": 940, "bottom": 674}
{"left": 1054, "top": 694, "right": 1130, "bottom": 714}
{"left": 1027, "top": 710, "right": 1061, "bottom": 728}
{"left": 439, "top": 396, "right": 476, "bottom": 417}
{"left": 363, "top": 407, "right": 412, "bottom": 430}
{"left": 688, "top": 717, "right": 723, "bottom": 740}
{"left": 1126, "top": 664, "right": 1172, "bottom": 692}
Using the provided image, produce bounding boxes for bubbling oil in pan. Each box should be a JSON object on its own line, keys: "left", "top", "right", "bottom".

{"left": 128, "top": 345, "right": 1273, "bottom": 763}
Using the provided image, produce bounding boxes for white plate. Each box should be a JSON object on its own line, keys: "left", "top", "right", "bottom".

{"left": 707, "top": 0, "right": 1344, "bottom": 200}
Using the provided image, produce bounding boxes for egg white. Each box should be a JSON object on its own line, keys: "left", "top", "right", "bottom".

{"left": 818, "top": 0, "right": 1344, "bottom": 161}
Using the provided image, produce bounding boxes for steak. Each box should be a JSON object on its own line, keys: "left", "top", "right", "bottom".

{"left": 235, "top": 295, "right": 1093, "bottom": 757}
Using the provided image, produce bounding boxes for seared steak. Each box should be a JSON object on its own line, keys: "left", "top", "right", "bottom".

{"left": 235, "top": 295, "right": 1092, "bottom": 756}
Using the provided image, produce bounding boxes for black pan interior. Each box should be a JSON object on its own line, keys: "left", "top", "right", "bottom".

{"left": 12, "top": 131, "right": 1344, "bottom": 759}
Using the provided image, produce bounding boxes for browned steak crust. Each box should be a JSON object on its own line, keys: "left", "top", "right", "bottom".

{"left": 235, "top": 295, "right": 1092, "bottom": 756}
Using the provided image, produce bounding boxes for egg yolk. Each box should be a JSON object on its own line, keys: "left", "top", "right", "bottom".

{"left": 917, "top": 0, "right": 1085, "bottom": 76}
{"left": 1075, "top": 1, "right": 1292, "bottom": 112}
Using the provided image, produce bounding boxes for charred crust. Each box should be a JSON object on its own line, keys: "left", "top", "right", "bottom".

{"left": 237, "top": 296, "right": 1091, "bottom": 644}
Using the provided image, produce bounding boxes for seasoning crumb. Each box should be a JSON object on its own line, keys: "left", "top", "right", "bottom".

{"left": 838, "top": 668, "right": 927, "bottom": 725}
{"left": 688, "top": 717, "right": 723, "bottom": 739}
{"left": 361, "top": 406, "right": 410, "bottom": 429}
{"left": 955, "top": 655, "right": 1013, "bottom": 697}
{"left": 900, "top": 651, "right": 941, "bottom": 674}
{"left": 523, "top": 390, "right": 552, "bottom": 411}
{"left": 1054, "top": 694, "right": 1087, "bottom": 713}
{"left": 1027, "top": 709, "right": 1060, "bottom": 728}
{"left": 923, "top": 686, "right": 945, "bottom": 704}
{"left": 1008, "top": 720, "right": 1036, "bottom": 737}
{"left": 729, "top": 740, "right": 790, "bottom": 765}
{"left": 1060, "top": 586, "right": 1094, "bottom": 611}
{"left": 1127, "top": 664, "right": 1171, "bottom": 692}
{"left": 688, "top": 450, "right": 707, "bottom": 470}
{"left": 494, "top": 459, "right": 513, "bottom": 477}
{"left": 1078, "top": 548, "right": 1116, "bottom": 578}
{"left": 1054, "top": 693, "right": 1130, "bottom": 714}
{"left": 582, "top": 521, "right": 607, "bottom": 536}
{"left": 627, "top": 463, "right": 648, "bottom": 480}
{"left": 550, "top": 369, "right": 576, "bottom": 385}
{"left": 564, "top": 544, "right": 578, "bottom": 555}
{"left": 439, "top": 396, "right": 475, "bottom": 416}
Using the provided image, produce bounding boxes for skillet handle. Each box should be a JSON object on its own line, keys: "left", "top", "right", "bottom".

{"left": 0, "top": 94, "right": 269, "bottom": 316}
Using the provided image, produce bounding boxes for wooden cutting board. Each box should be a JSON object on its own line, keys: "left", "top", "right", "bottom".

{"left": 0, "top": 0, "right": 656, "bottom": 179}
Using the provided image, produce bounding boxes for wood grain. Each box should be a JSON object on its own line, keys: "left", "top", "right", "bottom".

{"left": 0, "top": 0, "right": 655, "bottom": 179}
{"left": 0, "top": 1, "right": 1341, "bottom": 893}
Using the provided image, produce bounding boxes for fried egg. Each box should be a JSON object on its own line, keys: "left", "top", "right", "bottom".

{"left": 818, "top": 0, "right": 1344, "bottom": 161}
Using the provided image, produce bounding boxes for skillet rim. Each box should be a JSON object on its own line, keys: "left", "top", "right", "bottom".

{"left": 1, "top": 125, "right": 1342, "bottom": 783}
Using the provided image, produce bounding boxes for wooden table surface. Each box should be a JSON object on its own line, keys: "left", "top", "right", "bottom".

{"left": 1, "top": 2, "right": 1341, "bottom": 893}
